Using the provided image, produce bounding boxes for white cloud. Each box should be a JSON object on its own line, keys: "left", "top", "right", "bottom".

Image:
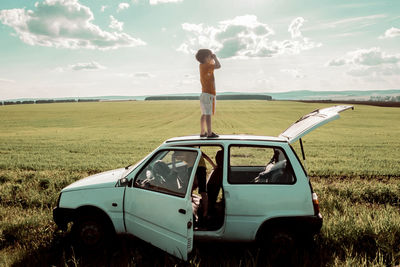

{"left": 330, "top": 14, "right": 386, "bottom": 27}
{"left": 328, "top": 47, "right": 400, "bottom": 67}
{"left": 351, "top": 48, "right": 400, "bottom": 66}
{"left": 327, "top": 58, "right": 347, "bottom": 66}
{"left": 280, "top": 69, "right": 305, "bottom": 79}
{"left": 70, "top": 62, "right": 106, "bottom": 71}
{"left": 117, "top": 3, "right": 130, "bottom": 12}
{"left": 178, "top": 15, "right": 320, "bottom": 59}
{"left": 183, "top": 74, "right": 196, "bottom": 79}
{"left": 379, "top": 27, "right": 400, "bottom": 39}
{"left": 288, "top": 17, "right": 304, "bottom": 38}
{"left": 328, "top": 47, "right": 400, "bottom": 77}
{"left": 56, "top": 61, "right": 106, "bottom": 72}
{"left": 101, "top": 5, "right": 108, "bottom": 12}
{"left": 347, "top": 65, "right": 400, "bottom": 77}
{"left": 0, "top": 78, "right": 15, "bottom": 83}
{"left": 150, "top": 0, "right": 183, "bottom": 5}
{"left": 313, "top": 14, "right": 387, "bottom": 30}
{"left": 133, "top": 72, "right": 154, "bottom": 78}
{"left": 109, "top": 16, "right": 124, "bottom": 31}
{"left": 0, "top": 0, "right": 145, "bottom": 50}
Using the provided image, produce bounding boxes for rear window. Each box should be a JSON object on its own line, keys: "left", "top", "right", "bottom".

{"left": 229, "top": 145, "right": 296, "bottom": 185}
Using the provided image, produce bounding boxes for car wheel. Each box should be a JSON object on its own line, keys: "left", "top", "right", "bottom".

{"left": 268, "top": 229, "right": 295, "bottom": 256}
{"left": 73, "top": 214, "right": 110, "bottom": 250}
{"left": 259, "top": 227, "right": 296, "bottom": 257}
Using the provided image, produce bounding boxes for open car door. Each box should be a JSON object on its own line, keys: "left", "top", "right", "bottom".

{"left": 279, "top": 105, "right": 354, "bottom": 144}
{"left": 124, "top": 147, "right": 202, "bottom": 261}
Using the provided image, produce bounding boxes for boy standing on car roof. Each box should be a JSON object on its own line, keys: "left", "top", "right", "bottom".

{"left": 195, "top": 49, "right": 221, "bottom": 138}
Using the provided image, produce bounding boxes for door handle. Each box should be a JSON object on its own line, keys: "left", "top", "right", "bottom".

{"left": 178, "top": 209, "right": 186, "bottom": 214}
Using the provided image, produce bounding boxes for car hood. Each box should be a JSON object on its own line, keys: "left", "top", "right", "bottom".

{"left": 62, "top": 168, "right": 127, "bottom": 192}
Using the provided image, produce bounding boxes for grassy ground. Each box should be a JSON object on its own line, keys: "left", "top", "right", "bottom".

{"left": 0, "top": 100, "right": 399, "bottom": 266}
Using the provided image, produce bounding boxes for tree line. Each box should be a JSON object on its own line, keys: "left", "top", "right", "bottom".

{"left": 1, "top": 99, "right": 99, "bottom": 106}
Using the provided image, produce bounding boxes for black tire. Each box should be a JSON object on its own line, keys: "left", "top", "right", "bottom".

{"left": 72, "top": 214, "right": 112, "bottom": 250}
{"left": 268, "top": 229, "right": 295, "bottom": 256}
{"left": 258, "top": 227, "right": 296, "bottom": 258}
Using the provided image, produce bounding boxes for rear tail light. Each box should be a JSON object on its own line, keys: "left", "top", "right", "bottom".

{"left": 312, "top": 192, "right": 320, "bottom": 215}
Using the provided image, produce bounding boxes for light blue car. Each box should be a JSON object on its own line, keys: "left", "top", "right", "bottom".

{"left": 53, "top": 105, "right": 353, "bottom": 260}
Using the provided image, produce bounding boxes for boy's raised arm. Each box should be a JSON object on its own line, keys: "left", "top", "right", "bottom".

{"left": 212, "top": 54, "right": 221, "bottom": 69}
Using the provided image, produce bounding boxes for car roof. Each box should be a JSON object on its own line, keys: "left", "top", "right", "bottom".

{"left": 165, "top": 134, "right": 287, "bottom": 143}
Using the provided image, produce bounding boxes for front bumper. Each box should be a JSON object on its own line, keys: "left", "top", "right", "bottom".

{"left": 53, "top": 207, "right": 75, "bottom": 230}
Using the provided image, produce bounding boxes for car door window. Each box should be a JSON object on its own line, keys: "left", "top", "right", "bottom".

{"left": 229, "top": 146, "right": 295, "bottom": 184}
{"left": 134, "top": 149, "right": 197, "bottom": 197}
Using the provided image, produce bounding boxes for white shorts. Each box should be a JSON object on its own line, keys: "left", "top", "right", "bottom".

{"left": 200, "top": 93, "right": 215, "bottom": 115}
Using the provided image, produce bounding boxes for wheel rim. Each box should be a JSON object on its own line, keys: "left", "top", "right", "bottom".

{"left": 79, "top": 220, "right": 103, "bottom": 246}
{"left": 270, "top": 232, "right": 294, "bottom": 255}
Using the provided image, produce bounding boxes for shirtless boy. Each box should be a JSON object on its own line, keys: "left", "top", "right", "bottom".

{"left": 195, "top": 49, "right": 221, "bottom": 138}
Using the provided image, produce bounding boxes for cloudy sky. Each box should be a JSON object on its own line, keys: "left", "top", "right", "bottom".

{"left": 0, "top": 0, "right": 399, "bottom": 100}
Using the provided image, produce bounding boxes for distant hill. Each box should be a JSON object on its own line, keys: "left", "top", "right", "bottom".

{"left": 2, "top": 89, "right": 400, "bottom": 105}
{"left": 145, "top": 93, "right": 272, "bottom": 101}
{"left": 267, "top": 89, "right": 400, "bottom": 101}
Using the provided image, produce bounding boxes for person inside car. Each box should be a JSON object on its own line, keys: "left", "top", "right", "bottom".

{"left": 253, "top": 149, "right": 287, "bottom": 184}
{"left": 207, "top": 150, "right": 223, "bottom": 216}
{"left": 173, "top": 151, "right": 209, "bottom": 226}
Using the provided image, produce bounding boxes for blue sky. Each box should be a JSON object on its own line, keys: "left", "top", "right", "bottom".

{"left": 0, "top": 0, "right": 399, "bottom": 100}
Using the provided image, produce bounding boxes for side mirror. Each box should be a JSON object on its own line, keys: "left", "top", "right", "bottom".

{"left": 118, "top": 178, "right": 129, "bottom": 187}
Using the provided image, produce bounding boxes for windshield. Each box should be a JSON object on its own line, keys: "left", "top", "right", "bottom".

{"left": 123, "top": 150, "right": 157, "bottom": 179}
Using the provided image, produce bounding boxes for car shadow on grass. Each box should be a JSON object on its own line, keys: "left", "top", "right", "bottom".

{"left": 12, "top": 231, "right": 327, "bottom": 267}
{"left": 12, "top": 231, "right": 178, "bottom": 267}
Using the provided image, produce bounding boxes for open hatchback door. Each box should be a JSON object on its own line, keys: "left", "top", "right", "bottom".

{"left": 279, "top": 105, "right": 354, "bottom": 144}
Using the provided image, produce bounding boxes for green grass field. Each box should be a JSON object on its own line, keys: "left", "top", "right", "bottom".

{"left": 0, "top": 101, "right": 399, "bottom": 266}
